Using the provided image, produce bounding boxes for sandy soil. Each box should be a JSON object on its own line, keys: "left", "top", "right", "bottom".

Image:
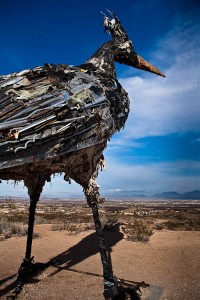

{"left": 0, "top": 225, "right": 200, "bottom": 300}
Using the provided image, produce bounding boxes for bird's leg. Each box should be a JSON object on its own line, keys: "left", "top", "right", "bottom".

{"left": 84, "top": 179, "right": 118, "bottom": 300}
{"left": 9, "top": 175, "right": 47, "bottom": 299}
{"left": 22, "top": 175, "right": 46, "bottom": 267}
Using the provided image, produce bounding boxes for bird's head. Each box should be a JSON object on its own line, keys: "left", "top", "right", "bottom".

{"left": 103, "top": 11, "right": 165, "bottom": 77}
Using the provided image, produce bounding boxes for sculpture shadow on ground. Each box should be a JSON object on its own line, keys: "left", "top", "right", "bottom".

{"left": 0, "top": 225, "right": 164, "bottom": 300}
{"left": 0, "top": 224, "right": 123, "bottom": 297}
{"left": 48, "top": 224, "right": 124, "bottom": 277}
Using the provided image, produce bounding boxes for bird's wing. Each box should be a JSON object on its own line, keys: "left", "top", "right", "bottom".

{"left": 0, "top": 64, "right": 113, "bottom": 169}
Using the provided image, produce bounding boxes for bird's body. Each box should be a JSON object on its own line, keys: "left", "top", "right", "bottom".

{"left": 0, "top": 47, "right": 129, "bottom": 185}
{"left": 0, "top": 13, "right": 164, "bottom": 300}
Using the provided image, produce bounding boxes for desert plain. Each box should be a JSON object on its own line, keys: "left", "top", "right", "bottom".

{"left": 0, "top": 198, "right": 200, "bottom": 300}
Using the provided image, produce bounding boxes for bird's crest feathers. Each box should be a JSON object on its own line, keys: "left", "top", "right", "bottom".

{"left": 101, "top": 10, "right": 129, "bottom": 41}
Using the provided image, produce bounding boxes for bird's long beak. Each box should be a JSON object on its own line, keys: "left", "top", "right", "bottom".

{"left": 116, "top": 52, "right": 165, "bottom": 77}
{"left": 133, "top": 54, "right": 166, "bottom": 77}
{"left": 129, "top": 53, "right": 166, "bottom": 77}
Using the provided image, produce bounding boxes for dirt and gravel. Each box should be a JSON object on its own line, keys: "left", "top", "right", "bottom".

{"left": 0, "top": 225, "right": 200, "bottom": 300}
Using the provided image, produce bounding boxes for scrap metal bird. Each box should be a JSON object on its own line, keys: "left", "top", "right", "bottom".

{"left": 0, "top": 11, "right": 165, "bottom": 300}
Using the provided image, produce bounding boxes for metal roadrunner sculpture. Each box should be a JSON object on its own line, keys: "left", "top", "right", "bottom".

{"left": 0, "top": 12, "right": 165, "bottom": 300}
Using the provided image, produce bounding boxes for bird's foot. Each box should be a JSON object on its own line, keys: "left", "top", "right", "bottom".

{"left": 112, "top": 286, "right": 141, "bottom": 300}
{"left": 104, "top": 276, "right": 118, "bottom": 300}
{"left": 104, "top": 278, "right": 150, "bottom": 300}
{"left": 6, "top": 257, "right": 35, "bottom": 300}
{"left": 18, "top": 256, "right": 35, "bottom": 278}
{"left": 109, "top": 279, "right": 149, "bottom": 300}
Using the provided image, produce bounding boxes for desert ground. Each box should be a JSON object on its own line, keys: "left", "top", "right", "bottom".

{"left": 0, "top": 199, "right": 200, "bottom": 300}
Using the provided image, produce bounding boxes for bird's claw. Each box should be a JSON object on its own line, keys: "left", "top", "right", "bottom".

{"left": 104, "top": 276, "right": 118, "bottom": 299}
{"left": 18, "top": 257, "right": 34, "bottom": 277}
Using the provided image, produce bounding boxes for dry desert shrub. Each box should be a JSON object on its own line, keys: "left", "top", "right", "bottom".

{"left": 154, "top": 218, "right": 200, "bottom": 231}
{"left": 0, "top": 217, "right": 28, "bottom": 239}
{"left": 5, "top": 197, "right": 16, "bottom": 209}
{"left": 8, "top": 211, "right": 29, "bottom": 223}
{"left": 100, "top": 212, "right": 119, "bottom": 230}
{"left": 51, "top": 219, "right": 82, "bottom": 235}
{"left": 154, "top": 223, "right": 165, "bottom": 230}
{"left": 51, "top": 223, "right": 65, "bottom": 231}
{"left": 50, "top": 211, "right": 120, "bottom": 234}
{"left": 122, "top": 219, "right": 154, "bottom": 242}
{"left": 35, "top": 215, "right": 49, "bottom": 224}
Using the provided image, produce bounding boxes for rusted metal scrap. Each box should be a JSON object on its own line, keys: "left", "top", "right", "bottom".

{"left": 0, "top": 11, "right": 165, "bottom": 300}
{"left": 0, "top": 16, "right": 164, "bottom": 181}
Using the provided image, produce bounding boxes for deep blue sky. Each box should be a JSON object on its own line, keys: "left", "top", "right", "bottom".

{"left": 0, "top": 0, "right": 200, "bottom": 198}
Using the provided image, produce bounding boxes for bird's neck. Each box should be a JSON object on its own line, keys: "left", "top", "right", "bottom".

{"left": 83, "top": 41, "right": 116, "bottom": 78}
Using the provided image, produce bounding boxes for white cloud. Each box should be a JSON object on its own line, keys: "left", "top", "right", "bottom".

{"left": 108, "top": 188, "right": 122, "bottom": 192}
{"left": 119, "top": 22, "right": 200, "bottom": 139}
{"left": 107, "top": 133, "right": 145, "bottom": 150}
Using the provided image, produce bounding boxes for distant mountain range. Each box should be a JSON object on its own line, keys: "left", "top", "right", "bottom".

{"left": 104, "top": 189, "right": 200, "bottom": 200}
{"left": 1, "top": 190, "right": 200, "bottom": 200}
{"left": 105, "top": 190, "right": 147, "bottom": 199}
{"left": 153, "top": 190, "right": 200, "bottom": 200}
